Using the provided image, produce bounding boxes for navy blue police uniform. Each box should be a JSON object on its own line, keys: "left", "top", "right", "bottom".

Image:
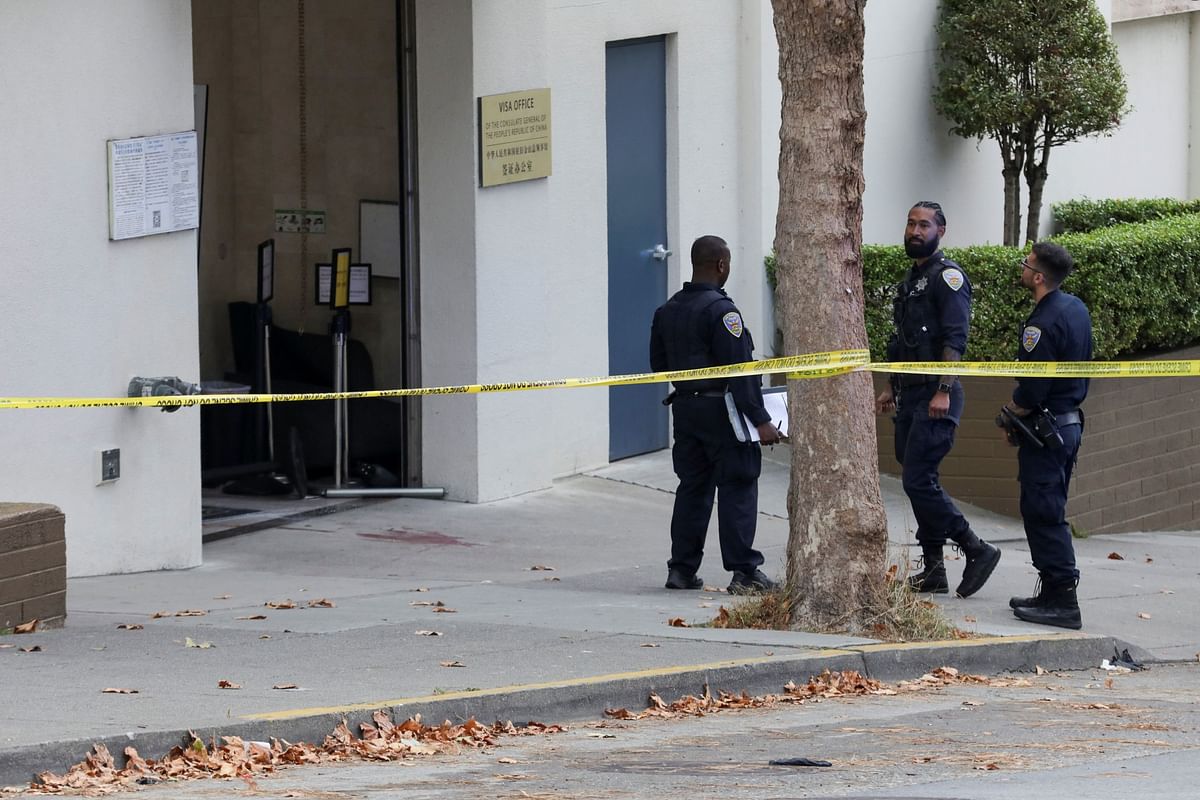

{"left": 887, "top": 252, "right": 972, "bottom": 547}
{"left": 649, "top": 282, "right": 770, "bottom": 577}
{"left": 1013, "top": 290, "right": 1093, "bottom": 583}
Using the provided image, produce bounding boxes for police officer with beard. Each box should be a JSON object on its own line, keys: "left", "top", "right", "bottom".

{"left": 650, "top": 235, "right": 781, "bottom": 595}
{"left": 1004, "top": 242, "right": 1092, "bottom": 630}
{"left": 876, "top": 202, "right": 1001, "bottom": 598}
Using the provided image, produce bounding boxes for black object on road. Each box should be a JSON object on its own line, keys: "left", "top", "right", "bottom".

{"left": 768, "top": 758, "right": 833, "bottom": 767}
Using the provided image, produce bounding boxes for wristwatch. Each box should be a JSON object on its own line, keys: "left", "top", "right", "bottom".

{"left": 936, "top": 381, "right": 954, "bottom": 394}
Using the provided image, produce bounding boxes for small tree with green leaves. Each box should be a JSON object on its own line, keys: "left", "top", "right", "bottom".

{"left": 934, "top": 0, "right": 1129, "bottom": 246}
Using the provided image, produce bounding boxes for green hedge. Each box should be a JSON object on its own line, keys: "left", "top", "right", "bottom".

{"left": 1052, "top": 197, "right": 1200, "bottom": 234}
{"left": 852, "top": 213, "right": 1200, "bottom": 361}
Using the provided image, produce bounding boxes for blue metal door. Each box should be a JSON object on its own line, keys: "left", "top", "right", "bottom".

{"left": 607, "top": 37, "right": 669, "bottom": 460}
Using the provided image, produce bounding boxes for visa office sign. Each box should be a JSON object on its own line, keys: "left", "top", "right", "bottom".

{"left": 478, "top": 88, "right": 552, "bottom": 187}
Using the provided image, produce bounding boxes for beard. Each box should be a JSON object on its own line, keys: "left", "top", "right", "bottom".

{"left": 904, "top": 235, "right": 940, "bottom": 259}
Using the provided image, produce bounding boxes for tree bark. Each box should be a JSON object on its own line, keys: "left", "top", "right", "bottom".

{"left": 1023, "top": 137, "right": 1053, "bottom": 244}
{"left": 772, "top": 0, "right": 887, "bottom": 632}
{"left": 998, "top": 136, "right": 1024, "bottom": 247}
{"left": 1002, "top": 165, "right": 1022, "bottom": 247}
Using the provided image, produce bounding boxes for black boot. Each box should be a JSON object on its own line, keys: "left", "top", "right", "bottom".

{"left": 952, "top": 528, "right": 1001, "bottom": 598}
{"left": 1009, "top": 575, "right": 1046, "bottom": 609}
{"left": 1013, "top": 578, "right": 1082, "bottom": 630}
{"left": 908, "top": 546, "right": 949, "bottom": 594}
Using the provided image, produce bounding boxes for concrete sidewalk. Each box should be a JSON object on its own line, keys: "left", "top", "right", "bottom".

{"left": 1, "top": 446, "right": 1195, "bottom": 786}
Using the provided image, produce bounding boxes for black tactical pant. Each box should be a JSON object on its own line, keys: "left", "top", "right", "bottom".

{"left": 894, "top": 383, "right": 969, "bottom": 547}
{"left": 1018, "top": 422, "right": 1082, "bottom": 583}
{"left": 667, "top": 396, "right": 764, "bottom": 576}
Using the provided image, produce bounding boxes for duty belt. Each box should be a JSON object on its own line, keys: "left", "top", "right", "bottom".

{"left": 894, "top": 374, "right": 939, "bottom": 389}
{"left": 1054, "top": 410, "right": 1083, "bottom": 427}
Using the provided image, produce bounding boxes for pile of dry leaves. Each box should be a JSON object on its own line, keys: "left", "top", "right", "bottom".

{"left": 605, "top": 667, "right": 1036, "bottom": 722}
{"left": 27, "top": 712, "right": 562, "bottom": 795}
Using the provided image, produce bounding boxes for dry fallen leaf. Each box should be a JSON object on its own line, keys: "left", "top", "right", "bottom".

{"left": 433, "top": 607, "right": 457, "bottom": 613}
{"left": 530, "top": 565, "right": 555, "bottom": 571}
{"left": 1146, "top": 557, "right": 1154, "bottom": 564}
{"left": 495, "top": 773, "right": 531, "bottom": 781}
{"left": 185, "top": 638, "right": 214, "bottom": 649}
{"left": 213, "top": 594, "right": 232, "bottom": 600}
{"left": 702, "top": 585, "right": 726, "bottom": 593}
{"left": 440, "top": 660, "right": 466, "bottom": 668}
{"left": 307, "top": 598, "right": 336, "bottom": 608}
{"left": 1036, "top": 666, "right": 1048, "bottom": 676}
{"left": 19, "top": 646, "right": 42, "bottom": 653}
{"left": 237, "top": 614, "right": 268, "bottom": 620}
{"left": 640, "top": 643, "right": 660, "bottom": 648}
{"left": 102, "top": 688, "right": 138, "bottom": 694}
{"left": 0, "top": 643, "right": 13, "bottom": 649}
{"left": 963, "top": 615, "right": 977, "bottom": 623}
{"left": 217, "top": 680, "right": 242, "bottom": 690}
{"left": 497, "top": 757, "right": 524, "bottom": 764}
{"left": 272, "top": 684, "right": 299, "bottom": 690}
{"left": 266, "top": 600, "right": 297, "bottom": 610}
{"left": 415, "top": 630, "right": 442, "bottom": 636}
{"left": 1107, "top": 552, "right": 1124, "bottom": 560}
{"left": 667, "top": 618, "right": 689, "bottom": 628}
{"left": 544, "top": 577, "right": 561, "bottom": 582}
{"left": 1104, "top": 678, "right": 1114, "bottom": 689}
{"left": 962, "top": 700, "right": 984, "bottom": 706}
{"left": 116, "top": 623, "right": 144, "bottom": 631}
{"left": 13, "top": 619, "right": 39, "bottom": 634}
{"left": 1137, "top": 612, "right": 1152, "bottom": 620}
{"left": 175, "top": 610, "right": 207, "bottom": 617}
{"left": 410, "top": 601, "right": 438, "bottom": 607}
{"left": 411, "top": 587, "right": 430, "bottom": 593}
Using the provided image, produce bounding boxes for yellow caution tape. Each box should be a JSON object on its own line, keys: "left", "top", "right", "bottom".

{"left": 1, "top": 350, "right": 1196, "bottom": 410}
{"left": 866, "top": 360, "right": 1200, "bottom": 378}
{"left": 0, "top": 350, "right": 871, "bottom": 410}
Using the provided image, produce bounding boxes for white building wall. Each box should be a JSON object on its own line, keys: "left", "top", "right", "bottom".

{"left": 419, "top": 0, "right": 772, "bottom": 501}
{"left": 0, "top": 1, "right": 200, "bottom": 576}
{"left": 755, "top": 0, "right": 1191, "bottom": 248}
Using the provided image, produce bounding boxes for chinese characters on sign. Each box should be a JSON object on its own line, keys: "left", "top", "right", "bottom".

{"left": 478, "top": 88, "right": 552, "bottom": 187}
{"left": 107, "top": 131, "right": 199, "bottom": 241}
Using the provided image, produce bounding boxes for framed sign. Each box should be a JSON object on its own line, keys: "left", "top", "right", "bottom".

{"left": 359, "top": 200, "right": 400, "bottom": 278}
{"left": 257, "top": 239, "right": 275, "bottom": 303}
{"left": 315, "top": 262, "right": 371, "bottom": 305}
{"left": 478, "top": 88, "right": 551, "bottom": 187}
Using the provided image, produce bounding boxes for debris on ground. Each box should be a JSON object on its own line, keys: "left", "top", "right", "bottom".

{"left": 29, "top": 712, "right": 565, "bottom": 794}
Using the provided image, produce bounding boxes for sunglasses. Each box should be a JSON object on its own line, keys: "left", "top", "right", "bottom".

{"left": 1020, "top": 258, "right": 1045, "bottom": 275}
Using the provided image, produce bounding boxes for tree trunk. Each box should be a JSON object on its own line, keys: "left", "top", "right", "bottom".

{"left": 1002, "top": 166, "right": 1022, "bottom": 247}
{"left": 998, "top": 136, "right": 1025, "bottom": 247}
{"left": 1023, "top": 138, "right": 1052, "bottom": 244}
{"left": 772, "top": 0, "right": 887, "bottom": 632}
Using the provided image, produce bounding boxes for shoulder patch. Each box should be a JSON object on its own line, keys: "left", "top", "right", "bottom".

{"left": 941, "top": 268, "right": 965, "bottom": 292}
{"left": 721, "top": 312, "right": 744, "bottom": 338}
{"left": 1022, "top": 325, "right": 1042, "bottom": 352}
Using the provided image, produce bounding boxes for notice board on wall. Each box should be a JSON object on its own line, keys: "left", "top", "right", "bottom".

{"left": 107, "top": 131, "right": 200, "bottom": 241}
{"left": 359, "top": 200, "right": 401, "bottom": 279}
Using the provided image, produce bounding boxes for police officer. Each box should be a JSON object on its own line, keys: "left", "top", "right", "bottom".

{"left": 1005, "top": 242, "right": 1092, "bottom": 630}
{"left": 876, "top": 202, "right": 1001, "bottom": 597}
{"left": 650, "top": 235, "right": 781, "bottom": 595}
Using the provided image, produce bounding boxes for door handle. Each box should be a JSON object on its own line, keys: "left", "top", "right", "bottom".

{"left": 651, "top": 244, "right": 672, "bottom": 262}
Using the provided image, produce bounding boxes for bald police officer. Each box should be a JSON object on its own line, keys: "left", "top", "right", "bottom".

{"left": 650, "top": 235, "right": 781, "bottom": 595}
{"left": 1005, "top": 242, "right": 1093, "bottom": 630}
{"left": 876, "top": 202, "right": 1001, "bottom": 598}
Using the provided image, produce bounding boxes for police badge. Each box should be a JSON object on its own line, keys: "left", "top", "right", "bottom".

{"left": 1022, "top": 325, "right": 1042, "bottom": 352}
{"left": 722, "top": 312, "right": 744, "bottom": 337}
{"left": 914, "top": 277, "right": 928, "bottom": 292}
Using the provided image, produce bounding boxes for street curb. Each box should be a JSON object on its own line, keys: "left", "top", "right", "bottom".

{"left": 0, "top": 632, "right": 1140, "bottom": 789}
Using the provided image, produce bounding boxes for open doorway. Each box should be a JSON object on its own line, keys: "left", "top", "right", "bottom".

{"left": 191, "top": 0, "right": 420, "bottom": 506}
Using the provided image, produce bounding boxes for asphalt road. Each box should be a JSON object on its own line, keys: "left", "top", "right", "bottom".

{"left": 53, "top": 661, "right": 1200, "bottom": 799}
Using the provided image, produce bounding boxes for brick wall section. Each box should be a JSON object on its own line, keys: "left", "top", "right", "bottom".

{"left": 874, "top": 344, "right": 1200, "bottom": 535}
{"left": 0, "top": 503, "right": 66, "bottom": 629}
